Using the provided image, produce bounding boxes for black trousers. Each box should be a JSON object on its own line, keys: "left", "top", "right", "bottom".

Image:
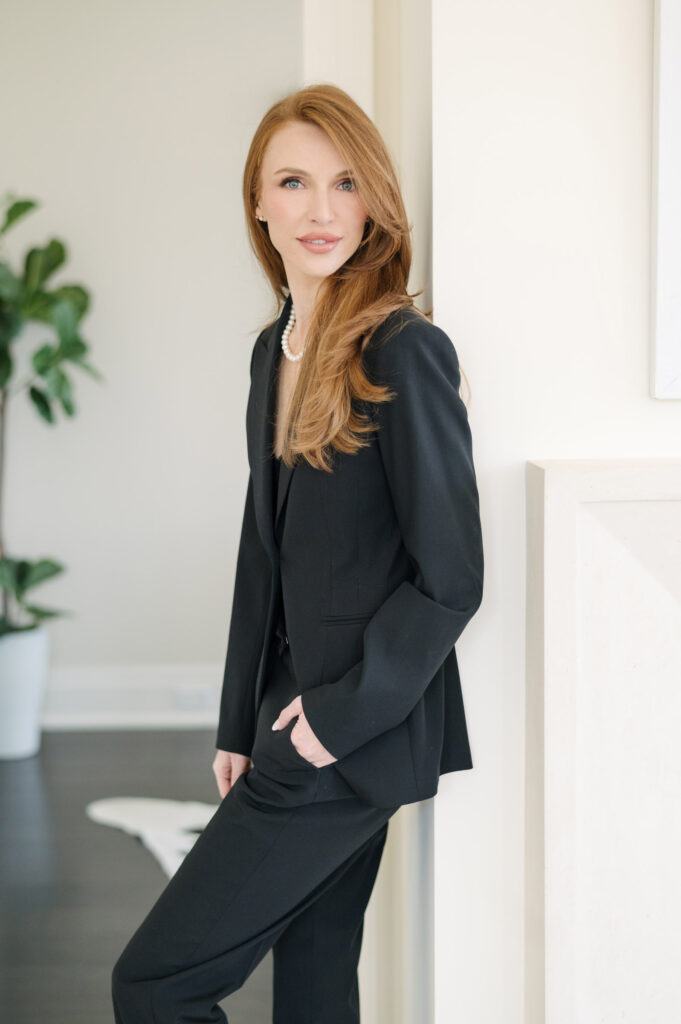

{"left": 111, "top": 635, "right": 400, "bottom": 1023}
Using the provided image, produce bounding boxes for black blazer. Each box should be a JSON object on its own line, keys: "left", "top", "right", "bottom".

{"left": 216, "top": 294, "right": 484, "bottom": 808}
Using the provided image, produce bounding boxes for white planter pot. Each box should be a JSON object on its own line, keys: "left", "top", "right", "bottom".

{"left": 0, "top": 626, "right": 50, "bottom": 759}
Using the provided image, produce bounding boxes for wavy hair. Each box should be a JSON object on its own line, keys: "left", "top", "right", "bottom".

{"left": 243, "top": 83, "right": 463, "bottom": 472}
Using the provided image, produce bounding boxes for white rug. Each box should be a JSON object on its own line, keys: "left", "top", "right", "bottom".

{"left": 86, "top": 797, "right": 218, "bottom": 878}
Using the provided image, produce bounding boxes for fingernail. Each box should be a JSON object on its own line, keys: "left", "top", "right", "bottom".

{"left": 271, "top": 720, "right": 280, "bottom": 731}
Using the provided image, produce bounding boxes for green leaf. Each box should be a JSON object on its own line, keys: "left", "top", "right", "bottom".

{"left": 52, "top": 284, "right": 89, "bottom": 319}
{"left": 32, "top": 334, "right": 102, "bottom": 393}
{"left": 29, "top": 385, "right": 54, "bottom": 423}
{"left": 0, "top": 306, "right": 24, "bottom": 347}
{"left": 0, "top": 623, "right": 42, "bottom": 636}
{"left": 24, "top": 604, "right": 69, "bottom": 620}
{"left": 23, "top": 558, "right": 65, "bottom": 591}
{"left": 0, "top": 261, "right": 22, "bottom": 302}
{"left": 32, "top": 342, "right": 58, "bottom": 375}
{"left": 68, "top": 356, "right": 104, "bottom": 382}
{"left": 23, "top": 239, "right": 66, "bottom": 294}
{"left": 0, "top": 559, "right": 19, "bottom": 594}
{"left": 21, "top": 289, "right": 54, "bottom": 322}
{"left": 59, "top": 336, "right": 87, "bottom": 360}
{"left": 0, "top": 199, "right": 39, "bottom": 237}
{"left": 0, "top": 557, "right": 30, "bottom": 595}
{"left": 0, "top": 346, "right": 12, "bottom": 388}
{"left": 60, "top": 394, "right": 76, "bottom": 416}
{"left": 43, "top": 366, "right": 73, "bottom": 404}
{"left": 50, "top": 297, "right": 79, "bottom": 343}
{"left": 0, "top": 557, "right": 65, "bottom": 599}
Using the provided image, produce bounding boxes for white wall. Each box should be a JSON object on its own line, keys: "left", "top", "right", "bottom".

{"left": 1, "top": 0, "right": 302, "bottom": 718}
{"left": 432, "top": 1, "right": 679, "bottom": 1022}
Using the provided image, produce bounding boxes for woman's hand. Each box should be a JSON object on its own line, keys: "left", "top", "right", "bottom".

{"left": 212, "top": 749, "right": 252, "bottom": 799}
{"left": 272, "top": 695, "right": 338, "bottom": 768}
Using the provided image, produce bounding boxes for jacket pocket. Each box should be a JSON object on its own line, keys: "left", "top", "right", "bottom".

{"left": 321, "top": 612, "right": 373, "bottom": 625}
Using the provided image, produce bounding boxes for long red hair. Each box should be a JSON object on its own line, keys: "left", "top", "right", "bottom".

{"left": 243, "top": 83, "right": 439, "bottom": 471}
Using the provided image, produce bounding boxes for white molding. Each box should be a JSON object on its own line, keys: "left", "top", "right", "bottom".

{"left": 651, "top": 0, "right": 681, "bottom": 398}
{"left": 525, "top": 458, "right": 681, "bottom": 1024}
{"left": 41, "top": 663, "right": 221, "bottom": 730}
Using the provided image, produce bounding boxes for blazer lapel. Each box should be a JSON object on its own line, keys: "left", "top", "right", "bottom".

{"left": 251, "top": 293, "right": 296, "bottom": 561}
{"left": 274, "top": 449, "right": 294, "bottom": 535}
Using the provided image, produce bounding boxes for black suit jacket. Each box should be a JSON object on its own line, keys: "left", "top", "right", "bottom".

{"left": 216, "top": 294, "right": 484, "bottom": 807}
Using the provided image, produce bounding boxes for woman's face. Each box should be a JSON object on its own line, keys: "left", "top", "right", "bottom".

{"left": 255, "top": 120, "right": 368, "bottom": 288}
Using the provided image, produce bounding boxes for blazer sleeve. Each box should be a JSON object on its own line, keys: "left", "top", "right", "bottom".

{"left": 215, "top": 335, "right": 272, "bottom": 754}
{"left": 300, "top": 317, "right": 484, "bottom": 760}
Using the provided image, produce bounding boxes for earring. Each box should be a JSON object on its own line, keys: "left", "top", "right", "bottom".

{"left": 257, "top": 215, "right": 266, "bottom": 222}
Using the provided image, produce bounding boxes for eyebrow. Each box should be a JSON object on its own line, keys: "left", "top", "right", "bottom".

{"left": 273, "top": 167, "right": 352, "bottom": 177}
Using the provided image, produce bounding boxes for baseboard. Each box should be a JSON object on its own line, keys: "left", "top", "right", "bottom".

{"left": 41, "top": 663, "right": 223, "bottom": 729}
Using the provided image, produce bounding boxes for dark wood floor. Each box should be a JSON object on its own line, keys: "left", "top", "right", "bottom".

{"left": 0, "top": 729, "right": 271, "bottom": 1023}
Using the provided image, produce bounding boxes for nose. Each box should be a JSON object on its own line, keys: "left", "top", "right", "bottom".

{"left": 307, "top": 188, "right": 335, "bottom": 224}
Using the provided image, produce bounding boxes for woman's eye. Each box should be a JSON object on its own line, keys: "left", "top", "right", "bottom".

{"left": 279, "top": 177, "right": 356, "bottom": 191}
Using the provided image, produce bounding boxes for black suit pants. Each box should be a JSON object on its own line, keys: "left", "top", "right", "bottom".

{"left": 111, "top": 637, "right": 400, "bottom": 1023}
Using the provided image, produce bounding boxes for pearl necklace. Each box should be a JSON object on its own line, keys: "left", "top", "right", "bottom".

{"left": 281, "top": 303, "right": 305, "bottom": 362}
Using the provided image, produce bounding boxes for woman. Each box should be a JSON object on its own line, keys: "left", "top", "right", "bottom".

{"left": 112, "top": 83, "right": 484, "bottom": 1024}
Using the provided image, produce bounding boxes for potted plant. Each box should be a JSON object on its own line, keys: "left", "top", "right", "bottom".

{"left": 0, "top": 192, "right": 101, "bottom": 758}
